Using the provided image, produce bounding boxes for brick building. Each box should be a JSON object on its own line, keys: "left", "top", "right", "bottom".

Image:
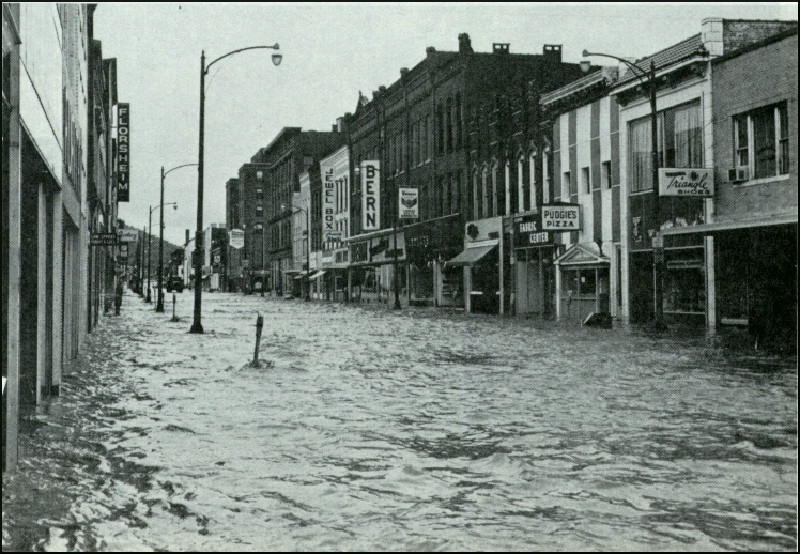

{"left": 347, "top": 33, "right": 587, "bottom": 311}
{"left": 710, "top": 26, "right": 796, "bottom": 348}
{"left": 250, "top": 127, "right": 344, "bottom": 294}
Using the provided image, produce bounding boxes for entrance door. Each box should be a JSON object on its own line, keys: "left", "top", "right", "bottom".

{"left": 629, "top": 251, "right": 653, "bottom": 324}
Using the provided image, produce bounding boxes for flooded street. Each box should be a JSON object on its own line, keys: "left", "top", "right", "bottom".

{"left": 2, "top": 290, "right": 797, "bottom": 551}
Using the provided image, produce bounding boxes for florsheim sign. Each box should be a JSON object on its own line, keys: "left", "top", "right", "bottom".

{"left": 658, "top": 168, "right": 713, "bottom": 197}
{"left": 117, "top": 103, "right": 130, "bottom": 202}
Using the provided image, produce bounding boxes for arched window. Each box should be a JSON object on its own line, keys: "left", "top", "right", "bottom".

{"left": 472, "top": 167, "right": 481, "bottom": 220}
{"left": 517, "top": 153, "right": 525, "bottom": 213}
{"left": 529, "top": 149, "right": 538, "bottom": 212}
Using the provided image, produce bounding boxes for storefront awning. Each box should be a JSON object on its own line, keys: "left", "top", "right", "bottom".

{"left": 309, "top": 270, "right": 326, "bottom": 280}
{"left": 661, "top": 213, "right": 797, "bottom": 235}
{"left": 293, "top": 273, "right": 305, "bottom": 280}
{"left": 445, "top": 241, "right": 497, "bottom": 267}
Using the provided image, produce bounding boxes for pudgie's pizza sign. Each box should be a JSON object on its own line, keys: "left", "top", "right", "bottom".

{"left": 541, "top": 204, "right": 581, "bottom": 231}
{"left": 658, "top": 168, "right": 713, "bottom": 197}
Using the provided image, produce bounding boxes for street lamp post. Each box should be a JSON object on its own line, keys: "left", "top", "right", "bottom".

{"left": 148, "top": 202, "right": 177, "bottom": 305}
{"left": 581, "top": 50, "right": 665, "bottom": 330}
{"left": 190, "top": 44, "right": 282, "bottom": 334}
{"left": 157, "top": 163, "right": 197, "bottom": 312}
{"left": 147, "top": 205, "right": 153, "bottom": 303}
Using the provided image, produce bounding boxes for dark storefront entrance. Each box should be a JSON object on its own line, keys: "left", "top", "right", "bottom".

{"left": 715, "top": 224, "right": 797, "bottom": 350}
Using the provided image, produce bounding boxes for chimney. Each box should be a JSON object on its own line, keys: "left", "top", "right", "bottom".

{"left": 493, "top": 43, "right": 510, "bottom": 55}
{"left": 701, "top": 17, "right": 724, "bottom": 57}
{"left": 372, "top": 90, "right": 379, "bottom": 100}
{"left": 332, "top": 124, "right": 337, "bottom": 132}
{"left": 336, "top": 117, "right": 344, "bottom": 132}
{"left": 426, "top": 46, "right": 436, "bottom": 58}
{"left": 542, "top": 44, "right": 562, "bottom": 63}
{"left": 458, "top": 33, "right": 473, "bottom": 55}
{"left": 400, "top": 67, "right": 409, "bottom": 78}
{"left": 185, "top": 229, "right": 190, "bottom": 245}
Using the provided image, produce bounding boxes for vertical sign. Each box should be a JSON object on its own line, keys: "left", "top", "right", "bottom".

{"left": 361, "top": 160, "right": 380, "bottom": 231}
{"left": 398, "top": 187, "right": 418, "bottom": 220}
{"left": 322, "top": 167, "right": 339, "bottom": 245}
{"left": 117, "top": 103, "right": 130, "bottom": 202}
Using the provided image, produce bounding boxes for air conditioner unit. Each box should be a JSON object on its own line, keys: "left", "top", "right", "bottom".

{"left": 728, "top": 167, "right": 749, "bottom": 182}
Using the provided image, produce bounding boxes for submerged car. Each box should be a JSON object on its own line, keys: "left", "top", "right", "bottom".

{"left": 166, "top": 276, "right": 184, "bottom": 293}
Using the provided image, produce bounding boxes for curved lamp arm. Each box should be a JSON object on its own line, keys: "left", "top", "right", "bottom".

{"left": 206, "top": 44, "right": 280, "bottom": 74}
{"left": 165, "top": 163, "right": 198, "bottom": 178}
{"left": 582, "top": 49, "right": 652, "bottom": 87}
{"left": 151, "top": 202, "right": 178, "bottom": 215}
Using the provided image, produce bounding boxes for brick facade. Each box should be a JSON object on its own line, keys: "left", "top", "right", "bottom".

{"left": 712, "top": 30, "right": 798, "bottom": 222}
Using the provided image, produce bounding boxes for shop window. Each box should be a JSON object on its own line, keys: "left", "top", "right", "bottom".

{"left": 563, "top": 269, "right": 579, "bottom": 297}
{"left": 733, "top": 103, "right": 789, "bottom": 181}
{"left": 663, "top": 250, "right": 705, "bottom": 314}
{"left": 579, "top": 270, "right": 596, "bottom": 295}
{"left": 628, "top": 100, "right": 702, "bottom": 192}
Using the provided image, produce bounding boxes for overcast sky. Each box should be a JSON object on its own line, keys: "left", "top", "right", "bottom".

{"left": 94, "top": 2, "right": 797, "bottom": 246}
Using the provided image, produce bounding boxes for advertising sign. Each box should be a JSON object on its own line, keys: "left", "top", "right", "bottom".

{"left": 464, "top": 216, "right": 503, "bottom": 244}
{"left": 398, "top": 187, "right": 419, "bottom": 220}
{"left": 541, "top": 204, "right": 581, "bottom": 231}
{"left": 514, "top": 215, "right": 552, "bottom": 248}
{"left": 118, "top": 229, "right": 138, "bottom": 242}
{"left": 322, "top": 167, "right": 341, "bottom": 243}
{"left": 361, "top": 161, "right": 380, "bottom": 231}
{"left": 117, "top": 103, "right": 130, "bottom": 202}
{"left": 90, "top": 232, "right": 120, "bottom": 246}
{"left": 658, "top": 168, "right": 713, "bottom": 197}
{"left": 118, "top": 244, "right": 128, "bottom": 259}
{"left": 229, "top": 228, "right": 244, "bottom": 249}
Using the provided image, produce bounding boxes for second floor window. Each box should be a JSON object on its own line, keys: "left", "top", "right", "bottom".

{"left": 734, "top": 102, "right": 789, "bottom": 181}
{"left": 629, "top": 100, "right": 702, "bottom": 193}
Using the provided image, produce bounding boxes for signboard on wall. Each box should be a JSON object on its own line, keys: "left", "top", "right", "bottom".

{"left": 118, "top": 229, "right": 138, "bottom": 242}
{"left": 90, "top": 232, "right": 120, "bottom": 246}
{"left": 322, "top": 167, "right": 340, "bottom": 243}
{"left": 464, "top": 216, "right": 503, "bottom": 244}
{"left": 361, "top": 161, "right": 380, "bottom": 231}
{"left": 229, "top": 229, "right": 244, "bottom": 249}
{"left": 541, "top": 204, "right": 581, "bottom": 231}
{"left": 514, "top": 215, "right": 552, "bottom": 248}
{"left": 398, "top": 187, "right": 418, "bottom": 219}
{"left": 117, "top": 103, "right": 130, "bottom": 202}
{"left": 658, "top": 168, "right": 713, "bottom": 197}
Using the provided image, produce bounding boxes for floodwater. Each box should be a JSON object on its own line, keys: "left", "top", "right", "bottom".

{"left": 2, "top": 290, "right": 797, "bottom": 551}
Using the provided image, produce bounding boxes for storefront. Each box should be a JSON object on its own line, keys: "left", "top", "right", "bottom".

{"left": 555, "top": 244, "right": 610, "bottom": 324}
{"left": 663, "top": 217, "right": 797, "bottom": 346}
{"left": 446, "top": 217, "right": 504, "bottom": 314}
{"left": 346, "top": 229, "right": 406, "bottom": 305}
{"left": 512, "top": 214, "right": 555, "bottom": 318}
{"left": 404, "top": 215, "right": 462, "bottom": 307}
